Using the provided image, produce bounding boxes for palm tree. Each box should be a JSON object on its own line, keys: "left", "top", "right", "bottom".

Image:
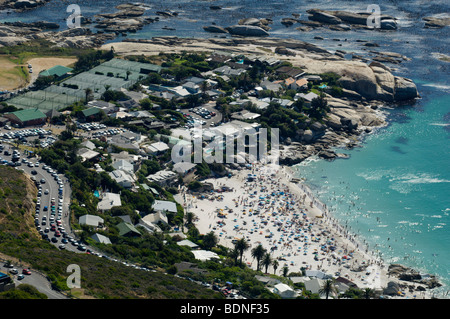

{"left": 282, "top": 265, "right": 289, "bottom": 277}
{"left": 229, "top": 246, "right": 239, "bottom": 266}
{"left": 261, "top": 253, "right": 272, "bottom": 273}
{"left": 318, "top": 279, "right": 337, "bottom": 299}
{"left": 202, "top": 231, "right": 218, "bottom": 250}
{"left": 235, "top": 238, "right": 250, "bottom": 266}
{"left": 251, "top": 244, "right": 266, "bottom": 271}
{"left": 363, "top": 288, "right": 374, "bottom": 299}
{"left": 84, "top": 88, "right": 93, "bottom": 103}
{"left": 272, "top": 260, "right": 279, "bottom": 275}
{"left": 185, "top": 212, "right": 195, "bottom": 226}
{"left": 200, "top": 80, "right": 208, "bottom": 98}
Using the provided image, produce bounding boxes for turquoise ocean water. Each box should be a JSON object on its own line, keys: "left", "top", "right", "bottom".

{"left": 293, "top": 85, "right": 450, "bottom": 294}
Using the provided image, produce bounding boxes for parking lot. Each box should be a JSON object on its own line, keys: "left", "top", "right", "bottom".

{"left": 75, "top": 121, "right": 126, "bottom": 139}
{"left": 182, "top": 102, "right": 222, "bottom": 129}
{"left": 0, "top": 127, "right": 56, "bottom": 148}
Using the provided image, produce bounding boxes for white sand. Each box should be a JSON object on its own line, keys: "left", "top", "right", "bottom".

{"left": 175, "top": 163, "right": 394, "bottom": 292}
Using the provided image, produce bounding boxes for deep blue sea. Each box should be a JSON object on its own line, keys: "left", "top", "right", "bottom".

{"left": 1, "top": 0, "right": 449, "bottom": 295}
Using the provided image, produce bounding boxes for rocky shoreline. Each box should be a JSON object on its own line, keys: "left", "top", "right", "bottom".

{"left": 0, "top": 0, "right": 49, "bottom": 11}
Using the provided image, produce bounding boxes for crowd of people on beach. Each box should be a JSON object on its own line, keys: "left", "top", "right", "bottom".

{"left": 174, "top": 163, "right": 445, "bottom": 298}
{"left": 180, "top": 164, "right": 386, "bottom": 284}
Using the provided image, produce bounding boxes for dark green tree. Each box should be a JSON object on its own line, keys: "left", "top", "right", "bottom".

{"left": 251, "top": 244, "right": 266, "bottom": 272}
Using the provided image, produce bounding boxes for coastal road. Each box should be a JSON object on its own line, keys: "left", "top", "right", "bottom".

{"left": 0, "top": 261, "right": 68, "bottom": 299}
{"left": 0, "top": 143, "right": 77, "bottom": 252}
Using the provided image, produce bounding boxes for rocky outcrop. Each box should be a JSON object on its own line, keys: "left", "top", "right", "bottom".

{"left": 394, "top": 76, "right": 419, "bottom": 102}
{"left": 226, "top": 25, "right": 269, "bottom": 37}
{"left": 307, "top": 9, "right": 343, "bottom": 25}
{"left": 305, "top": 9, "right": 398, "bottom": 31}
{"left": 3, "top": 21, "right": 59, "bottom": 29}
{"left": 237, "top": 18, "right": 272, "bottom": 31}
{"left": 155, "top": 10, "right": 178, "bottom": 17}
{"left": 281, "top": 18, "right": 299, "bottom": 27}
{"left": 274, "top": 46, "right": 296, "bottom": 56}
{"left": 423, "top": 16, "right": 450, "bottom": 28}
{"left": 203, "top": 25, "right": 229, "bottom": 34}
{"left": 94, "top": 3, "right": 157, "bottom": 34}
{"left": 0, "top": 36, "right": 29, "bottom": 46}
{"left": 330, "top": 60, "right": 418, "bottom": 102}
{"left": 388, "top": 264, "right": 442, "bottom": 290}
{"left": 0, "top": 21, "right": 116, "bottom": 49}
{"left": 383, "top": 281, "right": 401, "bottom": 295}
{"left": 0, "top": 0, "right": 50, "bottom": 11}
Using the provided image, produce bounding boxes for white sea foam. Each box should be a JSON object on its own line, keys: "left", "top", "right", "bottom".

{"left": 422, "top": 82, "right": 450, "bottom": 92}
{"left": 400, "top": 177, "right": 450, "bottom": 184}
{"left": 429, "top": 123, "right": 450, "bottom": 127}
{"left": 387, "top": 172, "right": 450, "bottom": 194}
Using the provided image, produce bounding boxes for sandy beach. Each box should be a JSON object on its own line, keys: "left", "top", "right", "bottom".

{"left": 175, "top": 163, "right": 431, "bottom": 298}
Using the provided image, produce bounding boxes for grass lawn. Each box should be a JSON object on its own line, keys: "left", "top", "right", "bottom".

{"left": 0, "top": 55, "right": 29, "bottom": 90}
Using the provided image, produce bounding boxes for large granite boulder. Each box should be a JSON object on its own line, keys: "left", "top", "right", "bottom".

{"left": 423, "top": 16, "right": 450, "bottom": 28}
{"left": 383, "top": 281, "right": 400, "bottom": 295}
{"left": 306, "top": 9, "right": 398, "bottom": 30}
{"left": 307, "top": 9, "right": 342, "bottom": 24}
{"left": 0, "top": 36, "right": 29, "bottom": 46}
{"left": 340, "top": 117, "right": 358, "bottom": 131}
{"left": 203, "top": 25, "right": 228, "bottom": 33}
{"left": 394, "top": 76, "right": 419, "bottom": 101}
{"left": 302, "top": 129, "right": 314, "bottom": 143}
{"left": 238, "top": 18, "right": 262, "bottom": 26}
{"left": 14, "top": 0, "right": 38, "bottom": 9}
{"left": 226, "top": 25, "right": 269, "bottom": 37}
{"left": 380, "top": 19, "right": 398, "bottom": 30}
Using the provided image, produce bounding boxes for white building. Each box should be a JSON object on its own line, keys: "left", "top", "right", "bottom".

{"left": 97, "top": 192, "right": 122, "bottom": 211}
{"left": 109, "top": 169, "right": 135, "bottom": 188}
{"left": 91, "top": 233, "right": 111, "bottom": 244}
{"left": 273, "top": 283, "right": 297, "bottom": 299}
{"left": 146, "top": 141, "right": 170, "bottom": 155}
{"left": 177, "top": 239, "right": 199, "bottom": 250}
{"left": 77, "top": 148, "right": 100, "bottom": 162}
{"left": 79, "top": 214, "right": 104, "bottom": 227}
{"left": 192, "top": 250, "right": 219, "bottom": 261}
{"left": 112, "top": 159, "right": 135, "bottom": 174}
{"left": 152, "top": 200, "right": 178, "bottom": 214}
{"left": 146, "top": 170, "right": 178, "bottom": 186}
{"left": 142, "top": 211, "right": 168, "bottom": 225}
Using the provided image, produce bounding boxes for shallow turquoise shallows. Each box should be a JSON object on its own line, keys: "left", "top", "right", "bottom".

{"left": 294, "top": 85, "right": 450, "bottom": 293}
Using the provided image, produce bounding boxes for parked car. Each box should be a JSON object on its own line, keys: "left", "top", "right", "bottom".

{"left": 22, "top": 269, "right": 31, "bottom": 275}
{"left": 9, "top": 269, "right": 18, "bottom": 275}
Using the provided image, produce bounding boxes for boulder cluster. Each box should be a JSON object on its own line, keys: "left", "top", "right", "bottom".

{"left": 0, "top": 0, "right": 50, "bottom": 11}
{"left": 204, "top": 18, "right": 272, "bottom": 37}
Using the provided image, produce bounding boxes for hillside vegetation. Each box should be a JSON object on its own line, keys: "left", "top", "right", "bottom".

{"left": 0, "top": 166, "right": 221, "bottom": 299}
